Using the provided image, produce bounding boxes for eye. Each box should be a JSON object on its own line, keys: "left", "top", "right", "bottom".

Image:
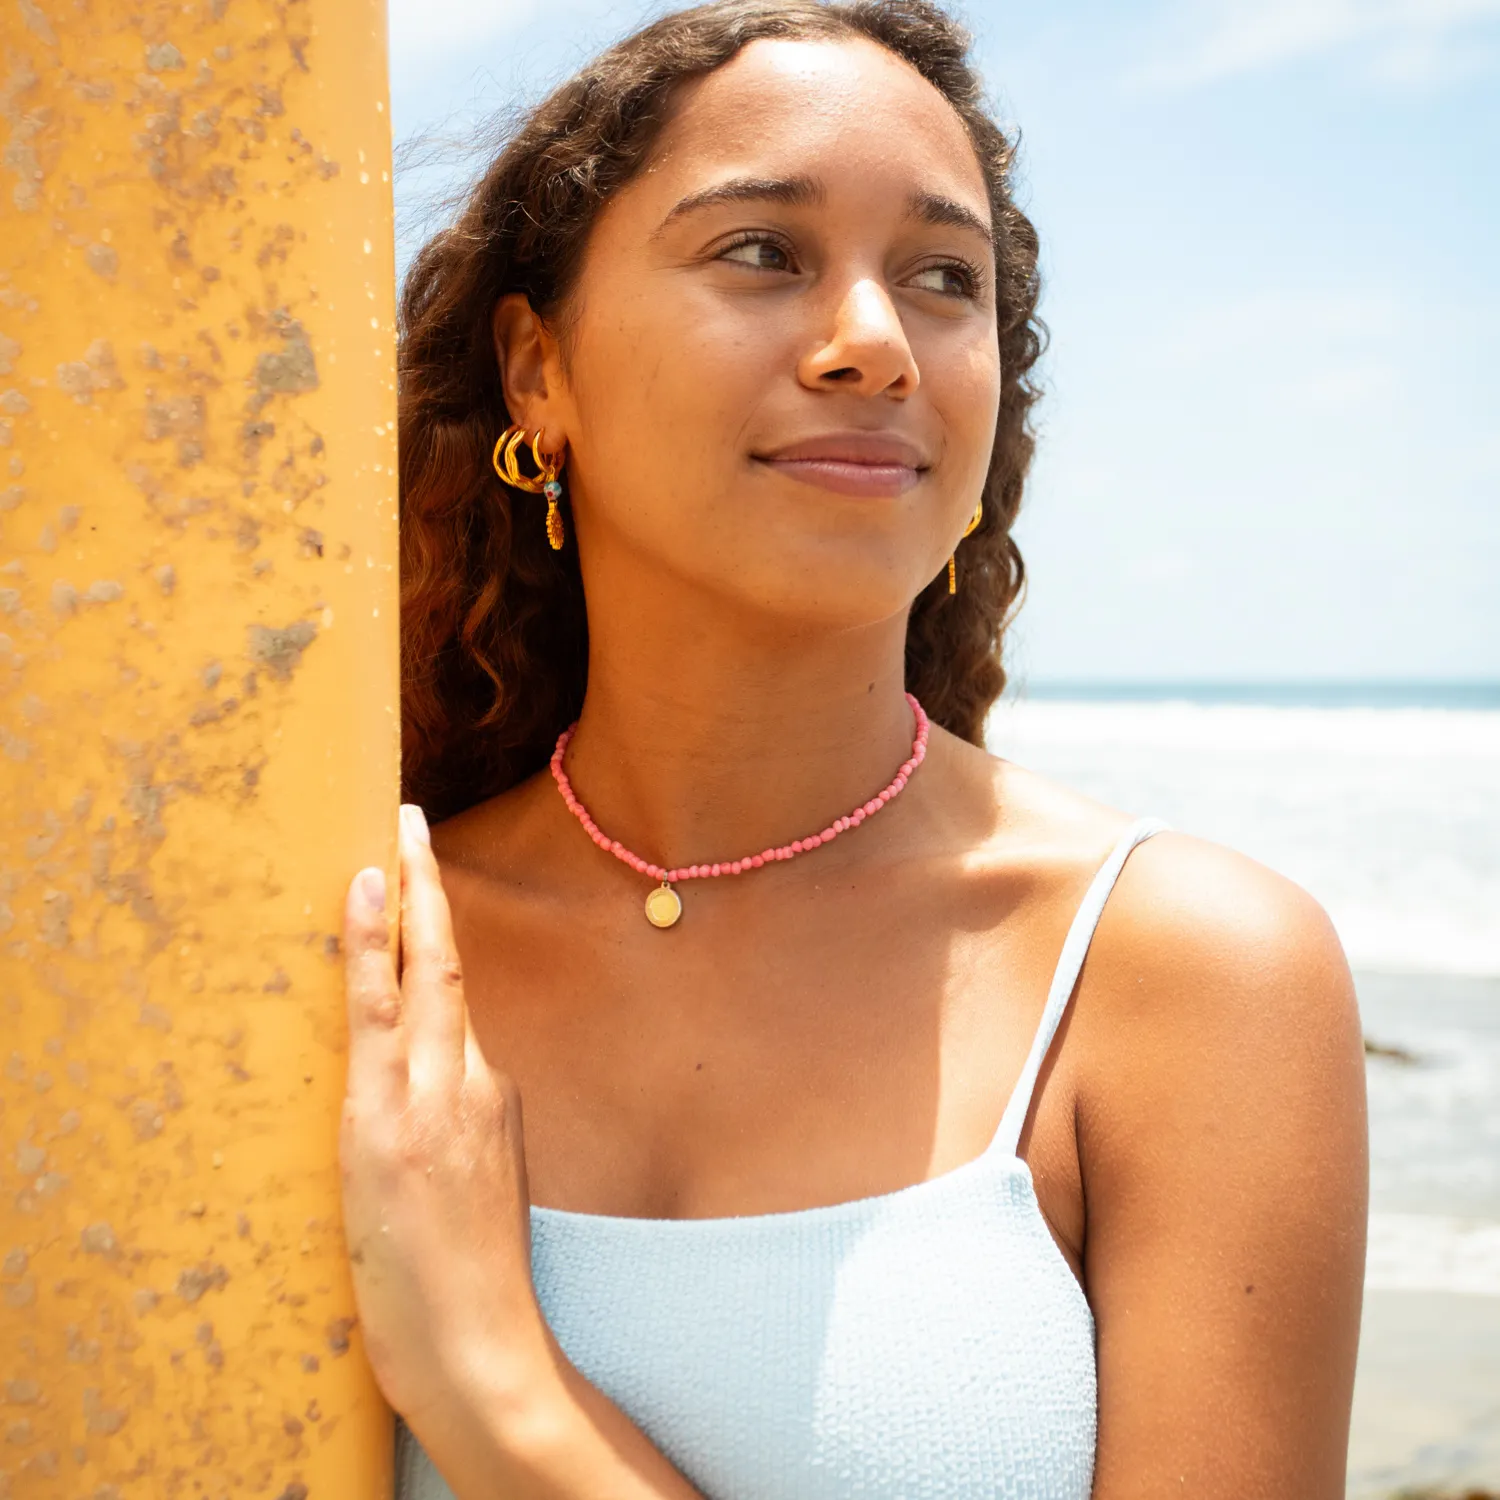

{"left": 907, "top": 262, "right": 980, "bottom": 299}
{"left": 717, "top": 233, "right": 796, "bottom": 273}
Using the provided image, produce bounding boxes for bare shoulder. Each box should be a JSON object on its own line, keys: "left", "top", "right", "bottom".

{"left": 948, "top": 737, "right": 1362, "bottom": 1115}
{"left": 944, "top": 735, "right": 1358, "bottom": 1057}
{"left": 970, "top": 744, "right": 1364, "bottom": 1119}
{"left": 1083, "top": 824, "right": 1362, "bottom": 1078}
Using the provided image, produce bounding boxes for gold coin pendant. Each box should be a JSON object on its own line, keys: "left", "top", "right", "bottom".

{"left": 644, "top": 883, "right": 682, "bottom": 929}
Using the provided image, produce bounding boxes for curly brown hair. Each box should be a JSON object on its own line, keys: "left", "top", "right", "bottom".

{"left": 399, "top": 0, "right": 1043, "bottom": 821}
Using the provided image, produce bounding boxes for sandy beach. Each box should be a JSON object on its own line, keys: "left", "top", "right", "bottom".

{"left": 1350, "top": 971, "right": 1500, "bottom": 1498}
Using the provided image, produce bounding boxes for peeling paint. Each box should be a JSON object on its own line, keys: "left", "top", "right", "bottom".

{"left": 82, "top": 1386, "right": 126, "bottom": 1435}
{"left": 55, "top": 340, "right": 123, "bottom": 403}
{"left": 17, "top": 0, "right": 56, "bottom": 45}
{"left": 144, "top": 42, "right": 185, "bottom": 74}
{"left": 79, "top": 1222, "right": 116, "bottom": 1255}
{"left": 254, "top": 319, "right": 319, "bottom": 395}
{"left": 174, "top": 1263, "right": 228, "bottom": 1304}
{"left": 246, "top": 619, "right": 317, "bottom": 680}
{"left": 86, "top": 242, "right": 119, "bottom": 278}
{"left": 38, "top": 891, "right": 71, "bottom": 947}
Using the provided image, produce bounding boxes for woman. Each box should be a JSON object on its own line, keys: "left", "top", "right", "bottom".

{"left": 339, "top": 1, "right": 1369, "bottom": 1496}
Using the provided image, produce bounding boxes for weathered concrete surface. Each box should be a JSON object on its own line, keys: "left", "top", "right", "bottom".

{"left": 1, "top": 0, "right": 399, "bottom": 1494}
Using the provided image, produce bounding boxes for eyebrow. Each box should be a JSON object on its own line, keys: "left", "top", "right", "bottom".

{"left": 655, "top": 175, "right": 825, "bottom": 234}
{"left": 655, "top": 175, "right": 994, "bottom": 248}
{"left": 909, "top": 190, "right": 994, "bottom": 248}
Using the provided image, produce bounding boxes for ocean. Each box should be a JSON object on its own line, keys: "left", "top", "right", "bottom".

{"left": 988, "top": 685, "right": 1500, "bottom": 976}
{"left": 987, "top": 684, "right": 1500, "bottom": 1496}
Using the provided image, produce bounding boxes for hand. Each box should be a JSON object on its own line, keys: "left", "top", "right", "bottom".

{"left": 339, "top": 803, "right": 552, "bottom": 1470}
{"left": 340, "top": 806, "right": 707, "bottom": 1500}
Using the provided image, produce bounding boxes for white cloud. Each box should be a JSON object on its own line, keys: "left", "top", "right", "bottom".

{"left": 1137, "top": 0, "right": 1500, "bottom": 87}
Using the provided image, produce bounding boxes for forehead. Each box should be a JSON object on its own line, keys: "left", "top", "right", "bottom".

{"left": 639, "top": 35, "right": 989, "bottom": 214}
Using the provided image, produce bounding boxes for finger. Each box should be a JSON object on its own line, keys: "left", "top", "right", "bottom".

{"left": 398, "top": 803, "right": 468, "bottom": 1095}
{"left": 343, "top": 865, "right": 407, "bottom": 1114}
{"left": 462, "top": 1015, "right": 489, "bottom": 1088}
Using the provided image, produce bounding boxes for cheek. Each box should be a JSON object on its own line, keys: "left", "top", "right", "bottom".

{"left": 934, "top": 335, "right": 1001, "bottom": 493}
{"left": 568, "top": 275, "right": 780, "bottom": 509}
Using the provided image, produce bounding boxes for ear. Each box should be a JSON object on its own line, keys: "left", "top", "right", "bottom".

{"left": 493, "top": 293, "right": 568, "bottom": 452}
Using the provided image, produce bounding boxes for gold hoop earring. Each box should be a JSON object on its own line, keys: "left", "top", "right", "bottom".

{"left": 947, "top": 498, "right": 983, "bottom": 595}
{"left": 491, "top": 424, "right": 567, "bottom": 551}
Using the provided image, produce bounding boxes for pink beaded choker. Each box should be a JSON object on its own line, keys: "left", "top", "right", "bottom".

{"left": 549, "top": 692, "right": 931, "bottom": 928}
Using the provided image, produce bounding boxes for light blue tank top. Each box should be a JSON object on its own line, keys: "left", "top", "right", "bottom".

{"left": 397, "top": 818, "right": 1167, "bottom": 1499}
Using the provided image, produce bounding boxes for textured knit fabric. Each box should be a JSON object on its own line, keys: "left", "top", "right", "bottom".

{"left": 396, "top": 817, "right": 1168, "bottom": 1500}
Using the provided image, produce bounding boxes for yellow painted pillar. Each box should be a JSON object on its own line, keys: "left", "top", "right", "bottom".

{"left": 0, "top": 1, "right": 399, "bottom": 1495}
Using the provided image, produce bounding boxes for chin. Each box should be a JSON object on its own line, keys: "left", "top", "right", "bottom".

{"left": 712, "top": 547, "right": 934, "bottom": 632}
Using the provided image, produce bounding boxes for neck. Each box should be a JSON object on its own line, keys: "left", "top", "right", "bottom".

{"left": 561, "top": 599, "right": 919, "bottom": 872}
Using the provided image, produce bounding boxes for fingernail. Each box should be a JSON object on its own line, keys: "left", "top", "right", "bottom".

{"left": 356, "top": 867, "right": 386, "bottom": 914}
{"left": 400, "top": 803, "right": 430, "bottom": 848}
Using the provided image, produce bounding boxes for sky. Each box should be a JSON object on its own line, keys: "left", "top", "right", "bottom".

{"left": 386, "top": 0, "right": 1500, "bottom": 686}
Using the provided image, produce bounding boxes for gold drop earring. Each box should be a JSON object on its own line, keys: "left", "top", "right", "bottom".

{"left": 948, "top": 497, "right": 983, "bottom": 594}
{"left": 492, "top": 425, "right": 566, "bottom": 550}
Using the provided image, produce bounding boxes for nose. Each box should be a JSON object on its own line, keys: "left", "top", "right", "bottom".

{"left": 798, "top": 277, "right": 919, "bottom": 400}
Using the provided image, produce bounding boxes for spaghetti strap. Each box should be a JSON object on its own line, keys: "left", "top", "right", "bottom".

{"left": 989, "top": 817, "right": 1170, "bottom": 1160}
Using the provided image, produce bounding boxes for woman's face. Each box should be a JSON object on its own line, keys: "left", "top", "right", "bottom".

{"left": 525, "top": 36, "right": 1001, "bottom": 630}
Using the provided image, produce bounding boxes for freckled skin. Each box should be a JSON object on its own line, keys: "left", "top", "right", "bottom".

{"left": 340, "top": 35, "right": 1368, "bottom": 1500}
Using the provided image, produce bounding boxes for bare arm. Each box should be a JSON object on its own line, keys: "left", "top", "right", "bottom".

{"left": 463, "top": 1338, "right": 709, "bottom": 1500}
{"left": 1079, "top": 834, "right": 1368, "bottom": 1499}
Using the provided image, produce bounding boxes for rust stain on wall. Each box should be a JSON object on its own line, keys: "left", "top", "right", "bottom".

{"left": 0, "top": 0, "right": 399, "bottom": 1494}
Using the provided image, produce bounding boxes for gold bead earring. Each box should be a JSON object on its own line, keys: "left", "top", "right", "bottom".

{"left": 492, "top": 425, "right": 566, "bottom": 551}
{"left": 948, "top": 497, "right": 983, "bottom": 594}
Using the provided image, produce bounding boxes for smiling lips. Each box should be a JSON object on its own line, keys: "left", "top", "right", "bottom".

{"left": 755, "top": 433, "right": 927, "bottom": 498}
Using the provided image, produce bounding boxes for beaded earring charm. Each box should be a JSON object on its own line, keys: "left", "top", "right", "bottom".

{"left": 543, "top": 476, "right": 565, "bottom": 551}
